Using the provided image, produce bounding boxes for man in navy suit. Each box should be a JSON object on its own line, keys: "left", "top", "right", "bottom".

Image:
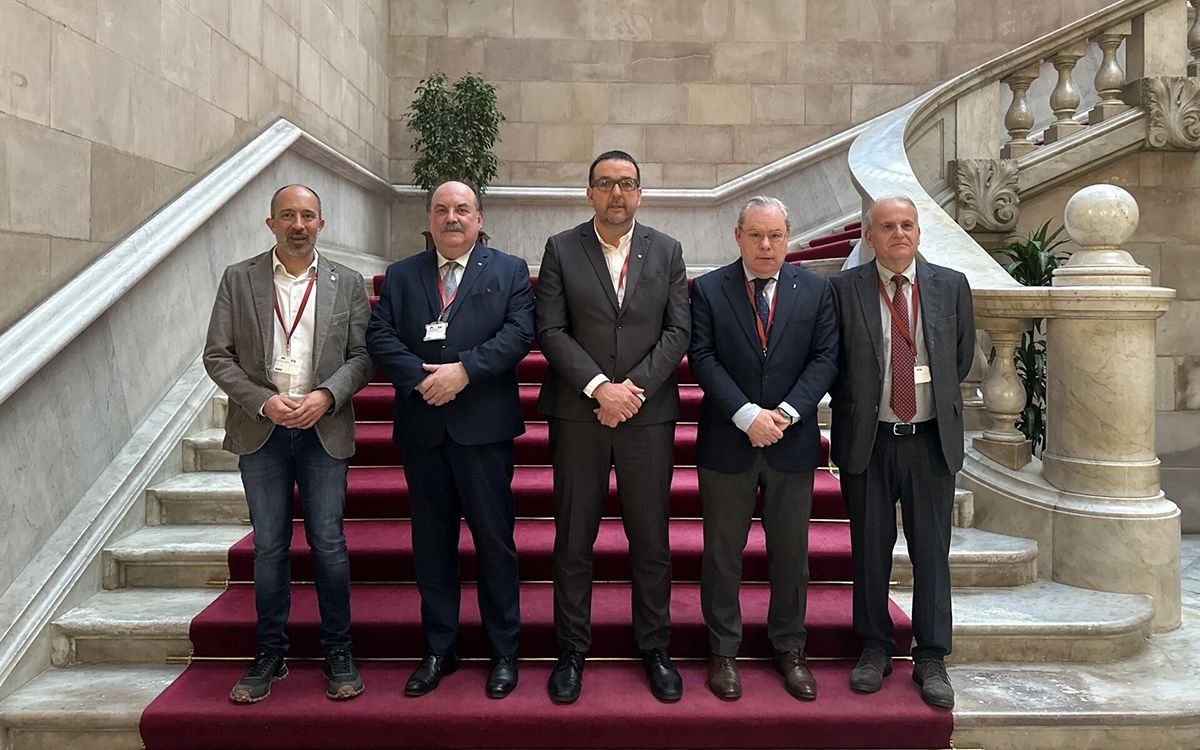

{"left": 689, "top": 196, "right": 838, "bottom": 701}
{"left": 366, "top": 180, "right": 535, "bottom": 699}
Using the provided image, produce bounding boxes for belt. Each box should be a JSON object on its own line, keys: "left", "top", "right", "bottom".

{"left": 879, "top": 419, "right": 936, "bottom": 436}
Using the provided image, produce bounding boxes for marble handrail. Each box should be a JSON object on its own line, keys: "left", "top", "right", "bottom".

{"left": 0, "top": 118, "right": 397, "bottom": 408}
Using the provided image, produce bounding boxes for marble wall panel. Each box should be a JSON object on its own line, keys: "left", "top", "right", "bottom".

{"left": 1, "top": 115, "right": 91, "bottom": 240}
{"left": 97, "top": 0, "right": 162, "bottom": 71}
{"left": 712, "top": 42, "right": 785, "bottom": 83}
{"left": 1176, "top": 358, "right": 1200, "bottom": 411}
{"left": 161, "top": 0, "right": 213, "bottom": 102}
{"left": 0, "top": 0, "right": 52, "bottom": 126}
{"left": 0, "top": 233, "right": 51, "bottom": 329}
{"left": 89, "top": 144, "right": 159, "bottom": 244}
{"left": 1162, "top": 467, "right": 1200, "bottom": 532}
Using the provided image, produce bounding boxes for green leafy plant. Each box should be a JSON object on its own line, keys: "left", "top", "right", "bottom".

{"left": 992, "top": 220, "right": 1071, "bottom": 452}
{"left": 404, "top": 72, "right": 505, "bottom": 194}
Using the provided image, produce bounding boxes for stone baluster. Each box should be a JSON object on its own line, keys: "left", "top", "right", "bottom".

{"left": 961, "top": 335, "right": 988, "bottom": 431}
{"left": 1044, "top": 44, "right": 1087, "bottom": 143}
{"left": 1189, "top": 0, "right": 1200, "bottom": 76}
{"left": 972, "top": 318, "right": 1032, "bottom": 469}
{"left": 1001, "top": 66, "right": 1041, "bottom": 158}
{"left": 1090, "top": 22, "right": 1133, "bottom": 123}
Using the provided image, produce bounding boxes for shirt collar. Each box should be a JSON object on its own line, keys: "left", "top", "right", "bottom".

{"left": 593, "top": 220, "right": 635, "bottom": 252}
{"left": 272, "top": 246, "right": 320, "bottom": 279}
{"left": 877, "top": 258, "right": 917, "bottom": 286}
{"left": 436, "top": 245, "right": 473, "bottom": 269}
{"left": 742, "top": 262, "right": 781, "bottom": 284}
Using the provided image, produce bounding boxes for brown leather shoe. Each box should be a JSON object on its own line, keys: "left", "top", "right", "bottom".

{"left": 706, "top": 654, "right": 741, "bottom": 700}
{"left": 774, "top": 648, "right": 817, "bottom": 701}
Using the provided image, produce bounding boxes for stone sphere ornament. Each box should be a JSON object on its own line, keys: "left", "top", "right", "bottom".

{"left": 1064, "top": 184, "right": 1139, "bottom": 249}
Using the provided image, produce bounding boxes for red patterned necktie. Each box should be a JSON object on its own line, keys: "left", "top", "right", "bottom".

{"left": 890, "top": 274, "right": 917, "bottom": 422}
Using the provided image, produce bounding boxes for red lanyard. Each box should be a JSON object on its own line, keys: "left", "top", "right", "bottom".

{"left": 877, "top": 275, "right": 920, "bottom": 351}
{"left": 272, "top": 272, "right": 316, "bottom": 354}
{"left": 436, "top": 262, "right": 460, "bottom": 320}
{"left": 744, "top": 279, "right": 778, "bottom": 352}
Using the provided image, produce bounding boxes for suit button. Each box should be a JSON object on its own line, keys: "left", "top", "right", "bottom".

{"left": 609, "top": 354, "right": 615, "bottom": 360}
{"left": 441, "top": 344, "right": 447, "bottom": 349}
{"left": 617, "top": 325, "right": 622, "bottom": 330}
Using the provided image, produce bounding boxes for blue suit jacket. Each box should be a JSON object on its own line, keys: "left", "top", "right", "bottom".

{"left": 689, "top": 260, "right": 839, "bottom": 474}
{"left": 366, "top": 243, "right": 535, "bottom": 449}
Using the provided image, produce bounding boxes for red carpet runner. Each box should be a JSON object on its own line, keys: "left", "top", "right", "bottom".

{"left": 142, "top": 229, "right": 953, "bottom": 748}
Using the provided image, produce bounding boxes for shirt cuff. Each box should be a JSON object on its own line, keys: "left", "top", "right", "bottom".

{"left": 583, "top": 374, "right": 608, "bottom": 398}
{"left": 731, "top": 403, "right": 761, "bottom": 433}
{"left": 778, "top": 401, "right": 800, "bottom": 425}
{"left": 621, "top": 378, "right": 646, "bottom": 402}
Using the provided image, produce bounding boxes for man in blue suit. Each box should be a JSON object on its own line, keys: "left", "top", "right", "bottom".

{"left": 366, "top": 180, "right": 535, "bottom": 699}
{"left": 688, "top": 196, "right": 839, "bottom": 701}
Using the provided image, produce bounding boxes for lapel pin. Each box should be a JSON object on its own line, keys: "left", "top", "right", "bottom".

{"left": 637, "top": 254, "right": 643, "bottom": 259}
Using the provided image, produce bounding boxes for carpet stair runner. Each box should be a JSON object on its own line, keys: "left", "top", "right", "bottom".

{"left": 140, "top": 232, "right": 952, "bottom": 748}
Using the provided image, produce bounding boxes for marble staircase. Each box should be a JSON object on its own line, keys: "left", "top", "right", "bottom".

{"left": 0, "top": 387, "right": 1171, "bottom": 750}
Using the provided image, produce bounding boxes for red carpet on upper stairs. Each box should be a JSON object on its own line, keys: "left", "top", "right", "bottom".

{"left": 141, "top": 237, "right": 951, "bottom": 750}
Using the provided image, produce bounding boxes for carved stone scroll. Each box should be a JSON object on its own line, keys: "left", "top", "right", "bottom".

{"left": 1142, "top": 76, "right": 1200, "bottom": 150}
{"left": 954, "top": 159, "right": 1020, "bottom": 233}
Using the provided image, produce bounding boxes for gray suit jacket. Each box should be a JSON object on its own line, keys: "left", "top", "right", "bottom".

{"left": 828, "top": 259, "right": 975, "bottom": 474}
{"left": 536, "top": 220, "right": 691, "bottom": 424}
{"left": 203, "top": 249, "right": 373, "bottom": 459}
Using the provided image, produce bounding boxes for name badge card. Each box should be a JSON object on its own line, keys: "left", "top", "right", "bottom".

{"left": 273, "top": 355, "right": 302, "bottom": 376}
{"left": 914, "top": 365, "right": 932, "bottom": 384}
{"left": 424, "top": 321, "right": 448, "bottom": 341}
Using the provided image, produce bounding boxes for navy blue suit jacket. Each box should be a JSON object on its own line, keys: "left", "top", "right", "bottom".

{"left": 689, "top": 260, "right": 839, "bottom": 474}
{"left": 366, "top": 244, "right": 535, "bottom": 449}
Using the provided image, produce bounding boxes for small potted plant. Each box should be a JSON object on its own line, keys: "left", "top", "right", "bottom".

{"left": 405, "top": 72, "right": 505, "bottom": 248}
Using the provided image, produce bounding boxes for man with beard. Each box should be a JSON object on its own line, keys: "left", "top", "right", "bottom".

{"left": 367, "top": 180, "right": 534, "bottom": 699}
{"left": 204, "top": 184, "right": 373, "bottom": 703}
{"left": 536, "top": 151, "right": 691, "bottom": 704}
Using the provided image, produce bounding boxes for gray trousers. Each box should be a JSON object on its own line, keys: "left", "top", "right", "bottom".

{"left": 700, "top": 453, "right": 814, "bottom": 657}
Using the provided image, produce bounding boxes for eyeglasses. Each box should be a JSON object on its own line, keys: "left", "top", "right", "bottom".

{"left": 589, "top": 177, "right": 640, "bottom": 192}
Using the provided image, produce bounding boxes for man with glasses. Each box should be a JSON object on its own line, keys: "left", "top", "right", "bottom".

{"left": 536, "top": 151, "right": 691, "bottom": 704}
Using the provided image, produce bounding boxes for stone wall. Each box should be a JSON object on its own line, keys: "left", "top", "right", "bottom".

{"left": 388, "top": 0, "right": 1117, "bottom": 189}
{"left": 1014, "top": 150, "right": 1200, "bottom": 531}
{"left": 0, "top": 0, "right": 392, "bottom": 333}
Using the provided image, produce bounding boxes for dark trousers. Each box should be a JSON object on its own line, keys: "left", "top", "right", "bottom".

{"left": 404, "top": 436, "right": 521, "bottom": 657}
{"left": 239, "top": 426, "right": 351, "bottom": 655}
{"left": 700, "top": 455, "right": 814, "bottom": 657}
{"left": 549, "top": 418, "right": 675, "bottom": 653}
{"left": 841, "top": 426, "right": 955, "bottom": 661}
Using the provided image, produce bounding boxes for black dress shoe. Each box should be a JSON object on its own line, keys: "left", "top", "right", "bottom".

{"left": 912, "top": 658, "right": 955, "bottom": 708}
{"left": 642, "top": 648, "right": 683, "bottom": 703}
{"left": 548, "top": 650, "right": 584, "bottom": 704}
{"left": 405, "top": 654, "right": 458, "bottom": 696}
{"left": 850, "top": 647, "right": 892, "bottom": 693}
{"left": 486, "top": 654, "right": 519, "bottom": 699}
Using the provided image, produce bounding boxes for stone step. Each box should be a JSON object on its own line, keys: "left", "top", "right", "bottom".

{"left": 890, "top": 580, "right": 1154, "bottom": 663}
{"left": 0, "top": 664, "right": 181, "bottom": 750}
{"left": 50, "top": 589, "right": 222, "bottom": 666}
{"left": 102, "top": 523, "right": 1032, "bottom": 590}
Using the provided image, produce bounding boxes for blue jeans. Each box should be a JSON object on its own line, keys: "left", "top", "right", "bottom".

{"left": 238, "top": 426, "right": 352, "bottom": 654}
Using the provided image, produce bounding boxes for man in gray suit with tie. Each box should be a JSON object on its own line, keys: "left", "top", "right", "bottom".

{"left": 828, "top": 196, "right": 974, "bottom": 709}
{"left": 537, "top": 151, "right": 691, "bottom": 704}
{"left": 204, "top": 184, "right": 373, "bottom": 704}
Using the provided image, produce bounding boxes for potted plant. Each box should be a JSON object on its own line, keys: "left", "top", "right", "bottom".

{"left": 404, "top": 72, "right": 505, "bottom": 248}
{"left": 992, "top": 220, "right": 1071, "bottom": 453}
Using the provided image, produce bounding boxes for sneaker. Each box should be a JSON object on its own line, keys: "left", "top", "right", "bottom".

{"left": 324, "top": 648, "right": 364, "bottom": 700}
{"left": 229, "top": 652, "right": 288, "bottom": 704}
{"left": 912, "top": 658, "right": 954, "bottom": 708}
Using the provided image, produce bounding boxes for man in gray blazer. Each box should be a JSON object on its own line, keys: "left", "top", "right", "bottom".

{"left": 828, "top": 196, "right": 974, "bottom": 709}
{"left": 537, "top": 151, "right": 691, "bottom": 704}
{"left": 204, "top": 184, "right": 373, "bottom": 704}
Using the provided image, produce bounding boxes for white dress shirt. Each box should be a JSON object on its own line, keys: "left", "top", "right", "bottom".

{"left": 877, "top": 259, "right": 933, "bottom": 423}
{"left": 731, "top": 263, "right": 800, "bottom": 434}
{"left": 583, "top": 221, "right": 637, "bottom": 399}
{"left": 269, "top": 247, "right": 320, "bottom": 400}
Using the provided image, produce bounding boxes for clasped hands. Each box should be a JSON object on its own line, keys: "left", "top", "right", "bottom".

{"left": 747, "top": 407, "right": 792, "bottom": 448}
{"left": 264, "top": 389, "right": 333, "bottom": 429}
{"left": 416, "top": 362, "right": 470, "bottom": 406}
{"left": 593, "top": 380, "right": 645, "bottom": 428}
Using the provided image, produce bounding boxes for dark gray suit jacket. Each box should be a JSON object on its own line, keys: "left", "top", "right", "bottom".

{"left": 536, "top": 220, "right": 691, "bottom": 424}
{"left": 203, "top": 250, "right": 374, "bottom": 459}
{"left": 828, "top": 259, "right": 975, "bottom": 475}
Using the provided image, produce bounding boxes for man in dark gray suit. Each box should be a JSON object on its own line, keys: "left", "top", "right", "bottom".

{"left": 537, "top": 151, "right": 691, "bottom": 704}
{"left": 204, "top": 184, "right": 373, "bottom": 704}
{"left": 829, "top": 196, "right": 974, "bottom": 709}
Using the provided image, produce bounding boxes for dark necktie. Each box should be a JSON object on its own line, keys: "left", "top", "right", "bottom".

{"left": 752, "top": 277, "right": 771, "bottom": 344}
{"left": 890, "top": 274, "right": 916, "bottom": 422}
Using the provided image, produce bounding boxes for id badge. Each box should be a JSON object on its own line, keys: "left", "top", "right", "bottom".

{"left": 914, "top": 365, "right": 932, "bottom": 384}
{"left": 424, "top": 321, "right": 448, "bottom": 341}
{"left": 273, "top": 354, "right": 302, "bottom": 376}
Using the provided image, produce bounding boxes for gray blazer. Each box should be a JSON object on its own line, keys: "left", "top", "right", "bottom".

{"left": 203, "top": 250, "right": 373, "bottom": 459}
{"left": 828, "top": 259, "right": 975, "bottom": 474}
{"left": 536, "top": 220, "right": 691, "bottom": 424}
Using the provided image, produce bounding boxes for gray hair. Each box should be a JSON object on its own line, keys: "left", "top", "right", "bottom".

{"left": 864, "top": 195, "right": 918, "bottom": 229}
{"left": 736, "top": 195, "right": 791, "bottom": 232}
